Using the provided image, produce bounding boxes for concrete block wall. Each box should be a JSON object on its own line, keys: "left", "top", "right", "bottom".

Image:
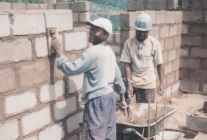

{"left": 49, "top": 1, "right": 90, "bottom": 26}
{"left": 180, "top": 0, "right": 207, "bottom": 93}
{"left": 127, "top": 0, "right": 179, "bottom": 12}
{"left": 0, "top": 1, "right": 90, "bottom": 26}
{"left": 106, "top": 33, "right": 125, "bottom": 75}
{"left": 120, "top": 11, "right": 183, "bottom": 101}
{"left": 0, "top": 10, "right": 89, "bottom": 140}
{"left": 0, "top": 2, "right": 47, "bottom": 10}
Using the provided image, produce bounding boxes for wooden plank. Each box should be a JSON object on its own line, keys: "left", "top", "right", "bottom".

{"left": 186, "top": 116, "right": 207, "bottom": 133}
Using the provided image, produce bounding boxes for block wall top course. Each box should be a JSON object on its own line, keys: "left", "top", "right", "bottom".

{"left": 0, "top": 10, "right": 74, "bottom": 36}
{"left": 26, "top": 4, "right": 40, "bottom": 10}
{"left": 127, "top": 0, "right": 181, "bottom": 11}
{"left": 127, "top": 0, "right": 145, "bottom": 11}
{"left": 0, "top": 2, "right": 11, "bottom": 10}
{"left": 10, "top": 10, "right": 46, "bottom": 35}
{"left": 183, "top": 12, "right": 203, "bottom": 23}
{"left": 44, "top": 10, "right": 73, "bottom": 32}
{"left": 146, "top": 0, "right": 167, "bottom": 10}
{"left": 11, "top": 3, "right": 26, "bottom": 10}
{"left": 70, "top": 1, "right": 90, "bottom": 13}
{"left": 55, "top": 3, "right": 70, "bottom": 10}
{"left": 44, "top": 10, "right": 72, "bottom": 14}
{"left": 182, "top": 0, "right": 207, "bottom": 11}
{"left": 120, "top": 11, "right": 183, "bottom": 29}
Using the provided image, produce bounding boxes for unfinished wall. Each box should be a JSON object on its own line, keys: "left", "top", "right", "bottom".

{"left": 0, "top": 8, "right": 90, "bottom": 140}
{"left": 179, "top": 0, "right": 207, "bottom": 93}
{"left": 127, "top": 0, "right": 179, "bottom": 12}
{"left": 0, "top": 1, "right": 90, "bottom": 27}
{"left": 120, "top": 11, "right": 183, "bottom": 101}
{"left": 0, "top": 2, "right": 48, "bottom": 10}
{"left": 49, "top": 1, "right": 90, "bottom": 27}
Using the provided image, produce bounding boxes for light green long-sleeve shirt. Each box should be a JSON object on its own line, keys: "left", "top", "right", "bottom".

{"left": 57, "top": 44, "right": 126, "bottom": 104}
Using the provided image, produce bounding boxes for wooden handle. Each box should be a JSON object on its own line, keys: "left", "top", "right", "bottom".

{"left": 148, "top": 96, "right": 151, "bottom": 140}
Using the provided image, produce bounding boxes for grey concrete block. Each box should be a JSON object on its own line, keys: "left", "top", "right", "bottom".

{"left": 146, "top": 0, "right": 167, "bottom": 10}
{"left": 0, "top": 2, "right": 11, "bottom": 10}
{"left": 127, "top": 0, "right": 145, "bottom": 11}
{"left": 186, "top": 116, "right": 207, "bottom": 133}
{"left": 39, "top": 4, "right": 48, "bottom": 10}
{"left": 71, "top": 1, "right": 90, "bottom": 13}
{"left": 167, "top": 0, "right": 178, "bottom": 10}
{"left": 27, "top": 4, "right": 40, "bottom": 10}
{"left": 12, "top": 3, "right": 26, "bottom": 10}
{"left": 55, "top": 3, "right": 70, "bottom": 9}
{"left": 180, "top": 81, "right": 199, "bottom": 91}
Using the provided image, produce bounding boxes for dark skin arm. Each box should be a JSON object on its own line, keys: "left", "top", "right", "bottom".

{"left": 125, "top": 63, "right": 133, "bottom": 99}
{"left": 157, "top": 63, "right": 164, "bottom": 95}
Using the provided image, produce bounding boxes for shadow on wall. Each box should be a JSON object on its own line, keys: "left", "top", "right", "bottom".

{"left": 46, "top": 53, "right": 83, "bottom": 139}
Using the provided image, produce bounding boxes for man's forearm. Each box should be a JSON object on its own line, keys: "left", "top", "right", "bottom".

{"left": 157, "top": 64, "right": 164, "bottom": 85}
{"left": 125, "top": 63, "right": 132, "bottom": 86}
{"left": 120, "top": 93, "right": 125, "bottom": 101}
{"left": 56, "top": 50, "right": 63, "bottom": 57}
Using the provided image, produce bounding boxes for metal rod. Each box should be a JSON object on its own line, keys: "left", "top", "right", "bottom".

{"left": 148, "top": 96, "right": 151, "bottom": 140}
{"left": 155, "top": 101, "right": 158, "bottom": 140}
{"left": 162, "top": 91, "right": 166, "bottom": 140}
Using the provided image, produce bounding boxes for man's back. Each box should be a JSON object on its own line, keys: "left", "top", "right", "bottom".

{"left": 81, "top": 44, "right": 117, "bottom": 104}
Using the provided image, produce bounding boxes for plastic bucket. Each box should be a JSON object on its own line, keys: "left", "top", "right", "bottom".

{"left": 156, "top": 131, "right": 185, "bottom": 140}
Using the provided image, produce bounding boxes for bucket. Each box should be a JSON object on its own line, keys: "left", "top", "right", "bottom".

{"left": 156, "top": 131, "right": 185, "bottom": 140}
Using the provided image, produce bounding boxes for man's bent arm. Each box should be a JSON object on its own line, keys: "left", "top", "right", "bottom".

{"left": 57, "top": 51, "right": 92, "bottom": 76}
{"left": 125, "top": 63, "right": 132, "bottom": 86}
{"left": 125, "top": 63, "right": 133, "bottom": 98}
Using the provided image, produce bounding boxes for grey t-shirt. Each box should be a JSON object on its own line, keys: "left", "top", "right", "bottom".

{"left": 58, "top": 44, "right": 126, "bottom": 104}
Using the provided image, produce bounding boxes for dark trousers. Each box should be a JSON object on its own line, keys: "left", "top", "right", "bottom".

{"left": 82, "top": 92, "right": 116, "bottom": 140}
{"left": 134, "top": 88, "right": 155, "bottom": 103}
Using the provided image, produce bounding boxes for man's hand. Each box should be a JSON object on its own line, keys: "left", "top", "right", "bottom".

{"left": 158, "top": 83, "right": 164, "bottom": 96}
{"left": 51, "top": 36, "right": 63, "bottom": 57}
{"left": 120, "top": 100, "right": 128, "bottom": 109}
{"left": 119, "top": 93, "right": 127, "bottom": 109}
{"left": 126, "top": 85, "right": 133, "bottom": 99}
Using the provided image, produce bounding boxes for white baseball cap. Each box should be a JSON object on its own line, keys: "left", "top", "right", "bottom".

{"left": 86, "top": 18, "right": 113, "bottom": 34}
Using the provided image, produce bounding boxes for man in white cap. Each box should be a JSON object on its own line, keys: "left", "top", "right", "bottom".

{"left": 51, "top": 18, "right": 127, "bottom": 140}
{"left": 121, "top": 13, "right": 164, "bottom": 103}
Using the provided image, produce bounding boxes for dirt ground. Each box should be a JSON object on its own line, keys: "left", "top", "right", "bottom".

{"left": 165, "top": 92, "right": 207, "bottom": 140}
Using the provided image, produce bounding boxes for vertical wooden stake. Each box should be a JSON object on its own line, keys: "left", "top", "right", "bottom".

{"left": 148, "top": 96, "right": 151, "bottom": 140}
{"left": 162, "top": 91, "right": 166, "bottom": 140}
{"left": 155, "top": 101, "right": 158, "bottom": 140}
